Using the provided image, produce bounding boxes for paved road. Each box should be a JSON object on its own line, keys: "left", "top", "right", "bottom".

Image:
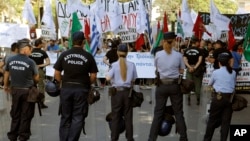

{"left": 0, "top": 86, "right": 250, "bottom": 141}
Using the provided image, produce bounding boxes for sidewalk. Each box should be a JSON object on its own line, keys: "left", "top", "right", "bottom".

{"left": 0, "top": 86, "right": 250, "bottom": 141}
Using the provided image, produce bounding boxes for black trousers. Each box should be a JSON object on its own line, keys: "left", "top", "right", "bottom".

{"left": 59, "top": 87, "right": 89, "bottom": 141}
{"left": 111, "top": 89, "right": 134, "bottom": 141}
{"left": 204, "top": 94, "right": 233, "bottom": 141}
{"left": 7, "top": 89, "right": 35, "bottom": 141}
{"left": 148, "top": 83, "right": 188, "bottom": 141}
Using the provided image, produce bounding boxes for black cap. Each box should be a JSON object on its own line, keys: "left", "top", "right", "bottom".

{"left": 163, "top": 32, "right": 177, "bottom": 40}
{"left": 218, "top": 53, "right": 230, "bottom": 62}
{"left": 191, "top": 36, "right": 199, "bottom": 43}
{"left": 72, "top": 31, "right": 85, "bottom": 41}
{"left": 17, "top": 39, "right": 32, "bottom": 49}
{"left": 118, "top": 44, "right": 128, "bottom": 52}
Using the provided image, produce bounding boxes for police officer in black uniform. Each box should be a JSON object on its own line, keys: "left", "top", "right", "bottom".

{"left": 4, "top": 39, "right": 39, "bottom": 141}
{"left": 29, "top": 38, "right": 50, "bottom": 108}
{"left": 106, "top": 44, "right": 138, "bottom": 141}
{"left": 148, "top": 32, "right": 188, "bottom": 141}
{"left": 53, "top": 31, "right": 98, "bottom": 141}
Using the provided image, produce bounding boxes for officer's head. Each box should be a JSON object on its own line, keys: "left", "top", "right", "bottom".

{"left": 218, "top": 53, "right": 230, "bottom": 66}
{"left": 72, "top": 31, "right": 85, "bottom": 46}
{"left": 117, "top": 44, "right": 128, "bottom": 57}
{"left": 10, "top": 42, "right": 18, "bottom": 52}
{"left": 34, "top": 38, "right": 44, "bottom": 48}
{"left": 17, "top": 38, "right": 32, "bottom": 55}
{"left": 163, "top": 32, "right": 176, "bottom": 54}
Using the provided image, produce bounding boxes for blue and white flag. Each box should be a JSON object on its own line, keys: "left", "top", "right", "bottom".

{"left": 90, "top": 15, "right": 101, "bottom": 56}
{"left": 146, "top": 13, "right": 154, "bottom": 47}
{"left": 22, "top": 0, "right": 37, "bottom": 25}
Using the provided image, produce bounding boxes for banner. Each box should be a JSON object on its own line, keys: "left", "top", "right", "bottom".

{"left": 0, "top": 23, "right": 29, "bottom": 48}
{"left": 56, "top": 0, "right": 151, "bottom": 43}
{"left": 199, "top": 12, "right": 250, "bottom": 37}
{"left": 94, "top": 52, "right": 156, "bottom": 78}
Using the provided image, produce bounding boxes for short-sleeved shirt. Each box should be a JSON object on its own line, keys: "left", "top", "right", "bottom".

{"left": 212, "top": 48, "right": 232, "bottom": 69}
{"left": 6, "top": 54, "right": 38, "bottom": 87}
{"left": 47, "top": 45, "right": 59, "bottom": 51}
{"left": 107, "top": 60, "right": 137, "bottom": 87}
{"left": 29, "top": 48, "right": 49, "bottom": 68}
{"left": 54, "top": 47, "right": 98, "bottom": 87}
{"left": 209, "top": 66, "right": 236, "bottom": 93}
{"left": 105, "top": 48, "right": 118, "bottom": 64}
{"left": 183, "top": 46, "right": 202, "bottom": 65}
{"left": 155, "top": 49, "right": 185, "bottom": 79}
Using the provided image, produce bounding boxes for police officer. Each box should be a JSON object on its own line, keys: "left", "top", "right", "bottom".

{"left": 148, "top": 32, "right": 188, "bottom": 141}
{"left": 29, "top": 38, "right": 50, "bottom": 108}
{"left": 4, "top": 39, "right": 39, "bottom": 141}
{"left": 183, "top": 37, "right": 203, "bottom": 105}
{"left": 203, "top": 53, "right": 236, "bottom": 141}
{"left": 53, "top": 31, "right": 98, "bottom": 141}
{"left": 106, "top": 43, "right": 138, "bottom": 141}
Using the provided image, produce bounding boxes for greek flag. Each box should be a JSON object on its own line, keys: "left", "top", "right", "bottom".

{"left": 90, "top": 16, "right": 100, "bottom": 56}
{"left": 146, "top": 13, "right": 154, "bottom": 47}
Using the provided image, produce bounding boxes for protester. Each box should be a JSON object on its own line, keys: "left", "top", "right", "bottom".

{"left": 183, "top": 37, "right": 203, "bottom": 105}
{"left": 148, "top": 32, "right": 188, "bottom": 141}
{"left": 4, "top": 39, "right": 39, "bottom": 141}
{"left": 106, "top": 43, "right": 138, "bottom": 141}
{"left": 231, "top": 43, "right": 242, "bottom": 75}
{"left": 103, "top": 39, "right": 119, "bottom": 68}
{"left": 46, "top": 39, "right": 60, "bottom": 52}
{"left": 53, "top": 31, "right": 98, "bottom": 141}
{"left": 203, "top": 53, "right": 236, "bottom": 141}
{"left": 29, "top": 38, "right": 51, "bottom": 108}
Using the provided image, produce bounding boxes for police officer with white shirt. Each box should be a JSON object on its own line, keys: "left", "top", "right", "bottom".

{"left": 54, "top": 31, "right": 98, "bottom": 141}
{"left": 204, "top": 53, "right": 236, "bottom": 141}
{"left": 106, "top": 43, "right": 138, "bottom": 141}
{"left": 148, "top": 32, "right": 188, "bottom": 141}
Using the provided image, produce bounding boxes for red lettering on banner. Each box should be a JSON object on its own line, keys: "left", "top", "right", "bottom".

{"left": 100, "top": 15, "right": 111, "bottom": 32}
{"left": 122, "top": 13, "right": 137, "bottom": 29}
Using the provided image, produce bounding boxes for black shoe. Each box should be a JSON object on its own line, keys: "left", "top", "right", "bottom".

{"left": 40, "top": 103, "right": 48, "bottom": 109}
{"left": 196, "top": 99, "right": 200, "bottom": 105}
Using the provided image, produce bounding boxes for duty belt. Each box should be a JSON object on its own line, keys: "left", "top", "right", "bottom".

{"left": 160, "top": 78, "right": 178, "bottom": 85}
{"left": 115, "top": 87, "right": 131, "bottom": 91}
{"left": 212, "top": 92, "right": 232, "bottom": 100}
{"left": 11, "top": 87, "right": 30, "bottom": 90}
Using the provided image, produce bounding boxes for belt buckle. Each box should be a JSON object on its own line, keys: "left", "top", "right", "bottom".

{"left": 216, "top": 93, "right": 222, "bottom": 100}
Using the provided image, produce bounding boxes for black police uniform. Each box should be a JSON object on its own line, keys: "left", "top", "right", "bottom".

{"left": 54, "top": 47, "right": 98, "bottom": 141}
{"left": 6, "top": 54, "right": 38, "bottom": 141}
{"left": 29, "top": 48, "right": 49, "bottom": 106}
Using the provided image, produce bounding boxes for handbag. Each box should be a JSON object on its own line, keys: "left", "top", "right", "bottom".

{"left": 232, "top": 95, "right": 248, "bottom": 111}
{"left": 130, "top": 89, "right": 144, "bottom": 108}
{"left": 180, "top": 79, "right": 195, "bottom": 94}
{"left": 27, "top": 86, "right": 43, "bottom": 103}
{"left": 87, "top": 87, "right": 100, "bottom": 105}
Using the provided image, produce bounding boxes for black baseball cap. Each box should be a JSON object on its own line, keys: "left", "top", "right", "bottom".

{"left": 163, "top": 32, "right": 177, "bottom": 40}
{"left": 72, "top": 31, "right": 85, "bottom": 41}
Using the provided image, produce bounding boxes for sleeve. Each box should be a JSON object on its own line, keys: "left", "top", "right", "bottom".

{"left": 179, "top": 53, "right": 185, "bottom": 69}
{"left": 31, "top": 60, "right": 39, "bottom": 75}
{"left": 208, "top": 71, "right": 215, "bottom": 86}
{"left": 53, "top": 55, "right": 63, "bottom": 71}
{"left": 5, "top": 59, "right": 10, "bottom": 71}
{"left": 107, "top": 65, "right": 114, "bottom": 79}
{"left": 43, "top": 51, "right": 49, "bottom": 59}
{"left": 88, "top": 55, "right": 99, "bottom": 73}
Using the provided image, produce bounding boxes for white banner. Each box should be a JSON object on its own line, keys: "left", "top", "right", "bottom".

{"left": 95, "top": 52, "right": 156, "bottom": 78}
{"left": 0, "top": 23, "right": 29, "bottom": 47}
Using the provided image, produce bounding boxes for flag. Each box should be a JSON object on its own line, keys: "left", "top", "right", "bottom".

{"left": 177, "top": 10, "right": 184, "bottom": 39}
{"left": 42, "top": 0, "right": 55, "bottom": 35}
{"left": 181, "top": 0, "right": 193, "bottom": 37}
{"left": 151, "top": 30, "right": 163, "bottom": 54}
{"left": 69, "top": 12, "right": 82, "bottom": 48}
{"left": 210, "top": 0, "right": 230, "bottom": 31}
{"left": 227, "top": 23, "right": 235, "bottom": 51}
{"left": 146, "top": 13, "right": 154, "bottom": 48}
{"left": 84, "top": 19, "right": 90, "bottom": 41}
{"left": 163, "top": 12, "right": 168, "bottom": 33}
{"left": 135, "top": 34, "right": 145, "bottom": 51}
{"left": 85, "top": 40, "right": 91, "bottom": 53}
{"left": 22, "top": 0, "right": 37, "bottom": 25}
{"left": 136, "top": 0, "right": 147, "bottom": 34}
{"left": 192, "top": 14, "right": 205, "bottom": 40}
{"left": 90, "top": 15, "right": 101, "bottom": 56}
{"left": 243, "top": 22, "right": 250, "bottom": 61}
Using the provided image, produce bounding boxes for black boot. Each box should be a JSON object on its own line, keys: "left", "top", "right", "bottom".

{"left": 40, "top": 102, "right": 48, "bottom": 108}
{"left": 188, "top": 97, "right": 191, "bottom": 106}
